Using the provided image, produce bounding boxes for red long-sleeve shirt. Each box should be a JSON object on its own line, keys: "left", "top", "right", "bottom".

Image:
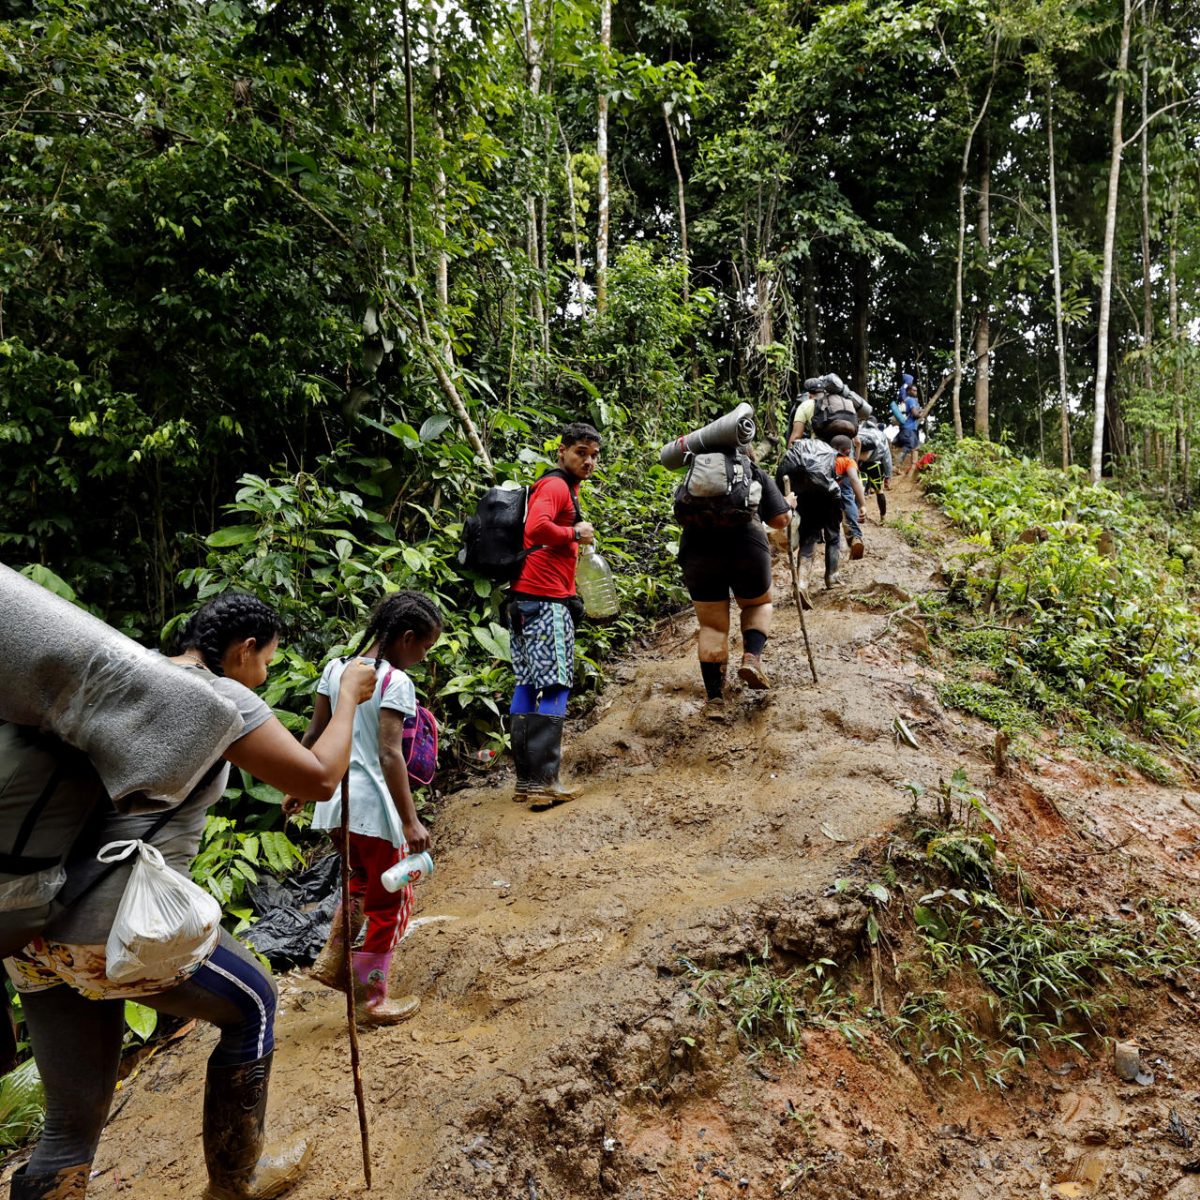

{"left": 513, "top": 473, "right": 579, "bottom": 598}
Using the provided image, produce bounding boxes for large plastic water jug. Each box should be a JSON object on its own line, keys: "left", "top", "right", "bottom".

{"left": 576, "top": 545, "right": 620, "bottom": 620}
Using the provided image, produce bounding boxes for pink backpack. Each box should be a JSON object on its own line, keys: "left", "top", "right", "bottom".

{"left": 380, "top": 668, "right": 438, "bottom": 786}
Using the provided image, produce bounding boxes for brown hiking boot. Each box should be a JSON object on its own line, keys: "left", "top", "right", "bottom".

{"left": 737, "top": 653, "right": 770, "bottom": 690}
{"left": 850, "top": 537, "right": 865, "bottom": 560}
{"left": 702, "top": 696, "right": 728, "bottom": 722}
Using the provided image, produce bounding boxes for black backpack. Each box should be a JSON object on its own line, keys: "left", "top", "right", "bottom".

{"left": 812, "top": 390, "right": 859, "bottom": 439}
{"left": 673, "top": 449, "right": 762, "bottom": 529}
{"left": 458, "top": 468, "right": 580, "bottom": 581}
{"left": 776, "top": 438, "right": 840, "bottom": 497}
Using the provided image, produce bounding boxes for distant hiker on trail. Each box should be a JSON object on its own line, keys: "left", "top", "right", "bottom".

{"left": 787, "top": 374, "right": 871, "bottom": 447}
{"left": 4, "top": 593, "right": 377, "bottom": 1200}
{"left": 284, "top": 590, "right": 442, "bottom": 1028}
{"left": 855, "top": 422, "right": 893, "bottom": 521}
{"left": 507, "top": 421, "right": 601, "bottom": 810}
{"left": 891, "top": 376, "right": 922, "bottom": 475}
{"left": 830, "top": 434, "right": 868, "bottom": 560}
{"left": 669, "top": 416, "right": 794, "bottom": 720}
{"left": 776, "top": 438, "right": 845, "bottom": 604}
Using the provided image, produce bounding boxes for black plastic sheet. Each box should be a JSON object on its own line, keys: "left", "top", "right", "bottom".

{"left": 243, "top": 854, "right": 340, "bottom": 968}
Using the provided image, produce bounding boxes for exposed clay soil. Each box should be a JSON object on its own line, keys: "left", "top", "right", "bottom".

{"left": 16, "top": 480, "right": 1200, "bottom": 1200}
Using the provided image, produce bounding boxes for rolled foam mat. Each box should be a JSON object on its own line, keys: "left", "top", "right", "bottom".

{"left": 0, "top": 563, "right": 243, "bottom": 806}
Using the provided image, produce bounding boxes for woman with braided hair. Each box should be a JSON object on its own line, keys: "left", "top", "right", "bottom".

{"left": 284, "top": 590, "right": 442, "bottom": 1027}
{"left": 3, "top": 592, "right": 378, "bottom": 1200}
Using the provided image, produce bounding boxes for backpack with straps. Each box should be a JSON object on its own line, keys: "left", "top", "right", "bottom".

{"left": 457, "top": 468, "right": 580, "bottom": 582}
{"left": 673, "top": 449, "right": 763, "bottom": 529}
{"left": 812, "top": 389, "right": 860, "bottom": 440}
{"left": 776, "top": 438, "right": 840, "bottom": 497}
{"left": 379, "top": 667, "right": 439, "bottom": 787}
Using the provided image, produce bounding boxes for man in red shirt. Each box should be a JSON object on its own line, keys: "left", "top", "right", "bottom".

{"left": 509, "top": 422, "right": 601, "bottom": 810}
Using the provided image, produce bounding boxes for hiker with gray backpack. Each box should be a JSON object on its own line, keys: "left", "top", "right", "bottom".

{"left": 786, "top": 374, "right": 872, "bottom": 447}
{"left": 661, "top": 405, "right": 794, "bottom": 720}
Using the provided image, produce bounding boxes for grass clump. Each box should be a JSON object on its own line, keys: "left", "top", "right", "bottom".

{"left": 683, "top": 950, "right": 865, "bottom": 1061}
{"left": 890, "top": 769, "right": 1199, "bottom": 1087}
{"left": 935, "top": 680, "right": 1041, "bottom": 737}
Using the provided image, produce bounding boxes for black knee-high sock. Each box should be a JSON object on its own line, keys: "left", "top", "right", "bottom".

{"left": 700, "top": 661, "right": 725, "bottom": 700}
{"left": 743, "top": 629, "right": 768, "bottom": 657}
{"left": 877, "top": 492, "right": 887, "bottom": 519}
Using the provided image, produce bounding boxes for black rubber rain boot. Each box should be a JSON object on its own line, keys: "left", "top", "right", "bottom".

{"left": 524, "top": 714, "right": 579, "bottom": 811}
{"left": 824, "top": 540, "right": 842, "bottom": 589}
{"left": 877, "top": 492, "right": 887, "bottom": 521}
{"left": 9, "top": 1164, "right": 90, "bottom": 1199}
{"left": 510, "top": 712, "right": 533, "bottom": 803}
{"left": 202, "top": 1053, "right": 313, "bottom": 1200}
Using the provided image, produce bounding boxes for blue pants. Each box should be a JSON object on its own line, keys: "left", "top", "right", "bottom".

{"left": 21, "top": 929, "right": 276, "bottom": 1173}
{"left": 839, "top": 478, "right": 862, "bottom": 543}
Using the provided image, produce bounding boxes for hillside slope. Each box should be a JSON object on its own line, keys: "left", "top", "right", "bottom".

{"left": 27, "top": 480, "right": 1200, "bottom": 1200}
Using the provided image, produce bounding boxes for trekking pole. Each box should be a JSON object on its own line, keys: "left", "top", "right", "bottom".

{"left": 339, "top": 777, "right": 373, "bottom": 1188}
{"left": 782, "top": 481, "right": 819, "bottom": 685}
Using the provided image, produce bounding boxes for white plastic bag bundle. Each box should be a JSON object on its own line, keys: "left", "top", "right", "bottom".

{"left": 99, "top": 840, "right": 222, "bottom": 983}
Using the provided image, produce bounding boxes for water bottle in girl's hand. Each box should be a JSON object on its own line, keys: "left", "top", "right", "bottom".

{"left": 381, "top": 851, "right": 434, "bottom": 893}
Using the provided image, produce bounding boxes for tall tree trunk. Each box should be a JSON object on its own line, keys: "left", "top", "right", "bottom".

{"left": 429, "top": 4, "right": 452, "bottom": 366}
{"left": 850, "top": 255, "right": 869, "bottom": 396}
{"left": 663, "top": 103, "right": 689, "bottom": 307}
{"left": 1090, "top": 0, "right": 1134, "bottom": 483}
{"left": 803, "top": 257, "right": 820, "bottom": 377}
{"left": 594, "top": 0, "right": 612, "bottom": 314}
{"left": 973, "top": 128, "right": 991, "bottom": 439}
{"left": 559, "top": 120, "right": 583, "bottom": 289}
{"left": 399, "top": 0, "right": 492, "bottom": 472}
{"left": 950, "top": 42, "right": 999, "bottom": 440}
{"left": 1169, "top": 176, "right": 1185, "bottom": 494}
{"left": 1046, "top": 84, "right": 1072, "bottom": 469}
{"left": 520, "top": 0, "right": 546, "bottom": 346}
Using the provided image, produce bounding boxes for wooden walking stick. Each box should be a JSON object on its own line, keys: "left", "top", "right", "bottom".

{"left": 782, "top": 480, "right": 819, "bottom": 685}
{"left": 339, "top": 776, "right": 373, "bottom": 1188}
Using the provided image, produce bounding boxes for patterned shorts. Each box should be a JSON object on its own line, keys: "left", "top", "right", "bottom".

{"left": 510, "top": 600, "right": 575, "bottom": 690}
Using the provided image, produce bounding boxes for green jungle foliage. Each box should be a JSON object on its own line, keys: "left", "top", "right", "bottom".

{"left": 925, "top": 439, "right": 1200, "bottom": 767}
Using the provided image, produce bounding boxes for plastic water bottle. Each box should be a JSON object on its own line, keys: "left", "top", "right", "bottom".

{"left": 381, "top": 851, "right": 434, "bottom": 893}
{"left": 576, "top": 544, "right": 620, "bottom": 620}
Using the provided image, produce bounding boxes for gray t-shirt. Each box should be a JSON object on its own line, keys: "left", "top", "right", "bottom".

{"left": 45, "top": 670, "right": 272, "bottom": 945}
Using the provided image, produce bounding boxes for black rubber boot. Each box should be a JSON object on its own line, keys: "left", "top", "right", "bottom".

{"left": 877, "top": 492, "right": 887, "bottom": 520}
{"left": 202, "top": 1053, "right": 313, "bottom": 1200}
{"left": 510, "top": 712, "right": 533, "bottom": 802}
{"left": 824, "top": 540, "right": 841, "bottom": 589}
{"left": 9, "top": 1165, "right": 90, "bottom": 1199}
{"left": 523, "top": 714, "right": 578, "bottom": 811}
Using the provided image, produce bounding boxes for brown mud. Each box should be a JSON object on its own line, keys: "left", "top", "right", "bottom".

{"left": 19, "top": 480, "right": 1200, "bottom": 1199}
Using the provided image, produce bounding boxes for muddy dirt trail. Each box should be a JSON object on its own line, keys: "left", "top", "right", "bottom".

{"left": 33, "top": 481, "right": 1200, "bottom": 1200}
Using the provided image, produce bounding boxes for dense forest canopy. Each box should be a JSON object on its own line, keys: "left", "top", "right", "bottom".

{"left": 1, "top": 0, "right": 1199, "bottom": 632}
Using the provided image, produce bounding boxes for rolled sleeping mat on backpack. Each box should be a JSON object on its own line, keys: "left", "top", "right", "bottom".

{"left": 846, "top": 388, "right": 872, "bottom": 421}
{"left": 0, "top": 563, "right": 243, "bottom": 806}
{"left": 659, "top": 402, "right": 756, "bottom": 469}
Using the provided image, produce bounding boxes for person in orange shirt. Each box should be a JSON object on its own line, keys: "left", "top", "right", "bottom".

{"left": 830, "top": 434, "right": 868, "bottom": 562}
